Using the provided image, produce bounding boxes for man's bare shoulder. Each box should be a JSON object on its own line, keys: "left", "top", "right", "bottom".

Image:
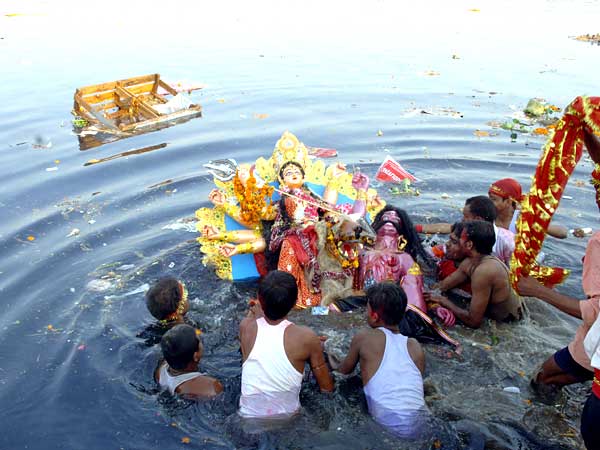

{"left": 240, "top": 316, "right": 257, "bottom": 332}
{"left": 286, "top": 323, "right": 318, "bottom": 341}
{"left": 352, "top": 328, "right": 384, "bottom": 348}
{"left": 477, "top": 257, "right": 508, "bottom": 279}
{"left": 178, "top": 375, "right": 223, "bottom": 398}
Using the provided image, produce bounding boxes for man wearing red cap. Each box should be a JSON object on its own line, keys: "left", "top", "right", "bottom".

{"left": 488, "top": 178, "right": 567, "bottom": 239}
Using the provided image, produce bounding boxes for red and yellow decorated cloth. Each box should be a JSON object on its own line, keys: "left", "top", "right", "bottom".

{"left": 510, "top": 96, "right": 600, "bottom": 290}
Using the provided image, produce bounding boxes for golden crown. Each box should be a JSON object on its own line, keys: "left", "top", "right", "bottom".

{"left": 271, "top": 131, "right": 310, "bottom": 175}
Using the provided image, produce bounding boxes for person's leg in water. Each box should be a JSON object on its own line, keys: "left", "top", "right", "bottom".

{"left": 533, "top": 347, "right": 593, "bottom": 387}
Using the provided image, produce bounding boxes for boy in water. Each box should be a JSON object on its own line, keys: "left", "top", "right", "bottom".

{"left": 146, "top": 277, "right": 189, "bottom": 324}
{"left": 239, "top": 270, "right": 333, "bottom": 418}
{"left": 154, "top": 324, "right": 223, "bottom": 397}
{"left": 330, "top": 282, "right": 428, "bottom": 438}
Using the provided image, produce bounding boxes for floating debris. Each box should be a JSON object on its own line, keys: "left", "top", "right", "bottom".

{"left": 86, "top": 279, "right": 113, "bottom": 292}
{"left": 503, "top": 386, "right": 521, "bottom": 394}
{"left": 571, "top": 33, "right": 600, "bottom": 44}
{"left": 73, "top": 74, "right": 202, "bottom": 148}
{"left": 84, "top": 143, "right": 168, "bottom": 167}
{"left": 66, "top": 228, "right": 80, "bottom": 237}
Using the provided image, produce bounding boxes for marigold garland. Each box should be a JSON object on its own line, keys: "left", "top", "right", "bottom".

{"left": 510, "top": 96, "right": 600, "bottom": 290}
{"left": 233, "top": 170, "right": 274, "bottom": 225}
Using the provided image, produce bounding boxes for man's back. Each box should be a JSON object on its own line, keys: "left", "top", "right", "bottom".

{"left": 239, "top": 315, "right": 333, "bottom": 418}
{"left": 239, "top": 317, "right": 304, "bottom": 417}
{"left": 471, "top": 255, "right": 521, "bottom": 321}
{"left": 358, "top": 328, "right": 426, "bottom": 437}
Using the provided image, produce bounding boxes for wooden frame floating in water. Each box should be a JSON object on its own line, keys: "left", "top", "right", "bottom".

{"left": 72, "top": 74, "right": 202, "bottom": 133}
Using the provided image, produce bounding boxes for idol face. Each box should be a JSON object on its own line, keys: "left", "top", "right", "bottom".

{"left": 281, "top": 164, "right": 304, "bottom": 189}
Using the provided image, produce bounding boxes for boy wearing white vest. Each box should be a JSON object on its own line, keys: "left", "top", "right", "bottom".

{"left": 332, "top": 282, "right": 428, "bottom": 438}
{"left": 239, "top": 270, "right": 334, "bottom": 418}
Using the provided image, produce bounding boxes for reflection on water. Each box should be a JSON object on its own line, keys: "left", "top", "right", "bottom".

{"left": 1, "top": 0, "right": 600, "bottom": 448}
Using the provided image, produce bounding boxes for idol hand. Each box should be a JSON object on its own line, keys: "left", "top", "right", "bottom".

{"left": 352, "top": 172, "right": 369, "bottom": 191}
{"left": 209, "top": 189, "right": 227, "bottom": 206}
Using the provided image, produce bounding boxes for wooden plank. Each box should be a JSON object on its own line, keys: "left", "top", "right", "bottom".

{"left": 158, "top": 79, "right": 178, "bottom": 96}
{"left": 151, "top": 74, "right": 159, "bottom": 95}
{"left": 122, "top": 82, "right": 155, "bottom": 96}
{"left": 77, "top": 81, "right": 117, "bottom": 96}
{"left": 74, "top": 95, "right": 120, "bottom": 130}
{"left": 115, "top": 85, "right": 159, "bottom": 119}
{"left": 106, "top": 109, "right": 130, "bottom": 120}
{"left": 119, "top": 74, "right": 157, "bottom": 87}
{"left": 80, "top": 90, "right": 119, "bottom": 105}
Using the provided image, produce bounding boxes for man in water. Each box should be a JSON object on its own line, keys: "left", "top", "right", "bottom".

{"left": 462, "top": 195, "right": 514, "bottom": 266}
{"left": 488, "top": 177, "right": 567, "bottom": 239}
{"left": 418, "top": 195, "right": 515, "bottom": 266}
{"left": 330, "top": 282, "right": 428, "bottom": 438}
{"left": 427, "top": 221, "right": 522, "bottom": 328}
{"left": 154, "top": 324, "right": 223, "bottom": 397}
{"left": 238, "top": 270, "right": 333, "bottom": 417}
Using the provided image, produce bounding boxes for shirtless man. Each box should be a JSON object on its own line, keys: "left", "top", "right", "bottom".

{"left": 239, "top": 270, "right": 333, "bottom": 418}
{"left": 330, "top": 282, "right": 428, "bottom": 438}
{"left": 154, "top": 324, "right": 223, "bottom": 397}
{"left": 427, "top": 221, "right": 522, "bottom": 328}
{"left": 418, "top": 196, "right": 515, "bottom": 266}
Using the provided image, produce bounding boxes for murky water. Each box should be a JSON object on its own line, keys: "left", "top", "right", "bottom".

{"left": 1, "top": 1, "right": 600, "bottom": 449}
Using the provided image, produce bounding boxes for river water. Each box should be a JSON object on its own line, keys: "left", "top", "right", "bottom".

{"left": 1, "top": 1, "right": 600, "bottom": 449}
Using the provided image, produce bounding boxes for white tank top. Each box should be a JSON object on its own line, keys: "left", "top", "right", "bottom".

{"left": 363, "top": 328, "right": 427, "bottom": 437}
{"left": 239, "top": 317, "right": 304, "bottom": 418}
{"left": 158, "top": 362, "right": 203, "bottom": 394}
{"left": 509, "top": 209, "right": 519, "bottom": 234}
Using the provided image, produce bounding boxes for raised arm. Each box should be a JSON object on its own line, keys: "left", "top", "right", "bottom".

{"left": 547, "top": 223, "right": 568, "bottom": 239}
{"left": 418, "top": 223, "right": 452, "bottom": 234}
{"left": 350, "top": 172, "right": 370, "bottom": 216}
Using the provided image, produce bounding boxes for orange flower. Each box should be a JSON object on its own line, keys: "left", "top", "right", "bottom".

{"left": 533, "top": 127, "right": 549, "bottom": 135}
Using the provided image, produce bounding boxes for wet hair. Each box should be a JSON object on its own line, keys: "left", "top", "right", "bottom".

{"left": 450, "top": 221, "right": 464, "bottom": 236}
{"left": 462, "top": 220, "right": 495, "bottom": 255}
{"left": 465, "top": 196, "right": 497, "bottom": 223}
{"left": 160, "top": 324, "right": 199, "bottom": 370}
{"left": 366, "top": 282, "right": 407, "bottom": 326}
{"left": 279, "top": 161, "right": 305, "bottom": 180}
{"left": 258, "top": 270, "right": 298, "bottom": 321}
{"left": 372, "top": 205, "right": 436, "bottom": 270}
{"left": 146, "top": 277, "right": 182, "bottom": 320}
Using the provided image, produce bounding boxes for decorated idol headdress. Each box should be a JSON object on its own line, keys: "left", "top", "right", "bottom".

{"left": 271, "top": 131, "right": 310, "bottom": 180}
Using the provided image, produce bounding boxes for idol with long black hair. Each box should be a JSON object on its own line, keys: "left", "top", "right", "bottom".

{"left": 371, "top": 205, "right": 436, "bottom": 271}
